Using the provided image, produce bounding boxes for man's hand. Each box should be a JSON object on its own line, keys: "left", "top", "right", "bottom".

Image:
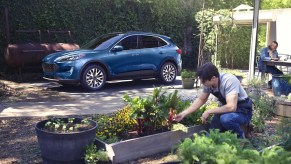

{"left": 173, "top": 112, "right": 186, "bottom": 122}
{"left": 174, "top": 92, "right": 210, "bottom": 123}
{"left": 201, "top": 111, "right": 210, "bottom": 124}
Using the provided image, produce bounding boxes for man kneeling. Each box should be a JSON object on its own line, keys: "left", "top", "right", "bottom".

{"left": 174, "top": 63, "right": 253, "bottom": 138}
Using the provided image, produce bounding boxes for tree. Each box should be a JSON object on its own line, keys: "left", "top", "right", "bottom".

{"left": 261, "top": 0, "right": 291, "bottom": 9}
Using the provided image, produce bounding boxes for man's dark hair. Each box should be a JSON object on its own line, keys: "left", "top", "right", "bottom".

{"left": 197, "top": 62, "right": 219, "bottom": 82}
{"left": 272, "top": 41, "right": 278, "bottom": 46}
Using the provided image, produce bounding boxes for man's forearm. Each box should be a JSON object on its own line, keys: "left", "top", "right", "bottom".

{"left": 206, "top": 105, "right": 235, "bottom": 115}
{"left": 182, "top": 97, "right": 207, "bottom": 116}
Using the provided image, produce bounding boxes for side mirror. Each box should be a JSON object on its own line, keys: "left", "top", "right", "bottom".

{"left": 112, "top": 45, "right": 123, "bottom": 52}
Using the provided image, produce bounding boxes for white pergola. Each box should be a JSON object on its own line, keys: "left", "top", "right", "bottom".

{"left": 213, "top": 2, "right": 291, "bottom": 78}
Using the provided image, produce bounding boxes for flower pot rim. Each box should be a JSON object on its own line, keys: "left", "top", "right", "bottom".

{"left": 35, "top": 117, "right": 98, "bottom": 135}
{"left": 182, "top": 77, "right": 195, "bottom": 80}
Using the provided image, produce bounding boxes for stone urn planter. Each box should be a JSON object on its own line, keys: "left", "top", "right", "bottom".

{"left": 181, "top": 69, "right": 196, "bottom": 89}
{"left": 35, "top": 117, "right": 97, "bottom": 164}
{"left": 182, "top": 78, "right": 196, "bottom": 89}
{"left": 95, "top": 125, "right": 206, "bottom": 163}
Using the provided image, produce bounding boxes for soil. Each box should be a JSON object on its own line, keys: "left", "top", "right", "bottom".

{"left": 0, "top": 79, "right": 74, "bottom": 103}
{"left": 0, "top": 78, "right": 282, "bottom": 164}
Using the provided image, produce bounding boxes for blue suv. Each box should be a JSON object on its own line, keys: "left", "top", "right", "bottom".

{"left": 42, "top": 32, "right": 182, "bottom": 91}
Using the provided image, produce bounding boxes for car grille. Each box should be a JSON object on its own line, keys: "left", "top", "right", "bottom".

{"left": 42, "top": 63, "right": 56, "bottom": 72}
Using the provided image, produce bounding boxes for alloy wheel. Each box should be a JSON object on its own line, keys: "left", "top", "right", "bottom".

{"left": 85, "top": 67, "right": 105, "bottom": 89}
{"left": 162, "top": 63, "right": 176, "bottom": 83}
{"left": 81, "top": 65, "right": 107, "bottom": 91}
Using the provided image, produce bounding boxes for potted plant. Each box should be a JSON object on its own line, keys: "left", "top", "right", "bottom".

{"left": 272, "top": 74, "right": 291, "bottom": 96}
{"left": 181, "top": 69, "right": 196, "bottom": 89}
{"left": 35, "top": 117, "right": 98, "bottom": 163}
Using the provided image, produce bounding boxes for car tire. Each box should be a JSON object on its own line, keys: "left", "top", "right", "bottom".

{"left": 81, "top": 65, "right": 106, "bottom": 91}
{"left": 159, "top": 62, "right": 177, "bottom": 84}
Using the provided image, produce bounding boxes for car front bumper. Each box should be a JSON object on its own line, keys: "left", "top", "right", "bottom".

{"left": 42, "top": 62, "right": 81, "bottom": 84}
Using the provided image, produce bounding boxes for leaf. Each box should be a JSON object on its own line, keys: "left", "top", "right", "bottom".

{"left": 171, "top": 123, "right": 188, "bottom": 133}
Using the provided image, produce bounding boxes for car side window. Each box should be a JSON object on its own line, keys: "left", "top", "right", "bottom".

{"left": 141, "top": 36, "right": 167, "bottom": 48}
{"left": 117, "top": 36, "right": 138, "bottom": 50}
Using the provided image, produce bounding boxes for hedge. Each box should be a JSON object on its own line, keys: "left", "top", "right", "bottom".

{"left": 0, "top": 0, "right": 200, "bottom": 71}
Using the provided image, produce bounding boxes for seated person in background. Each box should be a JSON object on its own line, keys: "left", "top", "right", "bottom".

{"left": 258, "top": 41, "right": 283, "bottom": 88}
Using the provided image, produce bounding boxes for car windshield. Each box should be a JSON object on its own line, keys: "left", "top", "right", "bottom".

{"left": 81, "top": 33, "right": 124, "bottom": 50}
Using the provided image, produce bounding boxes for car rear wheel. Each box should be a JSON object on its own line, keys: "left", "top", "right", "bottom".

{"left": 81, "top": 65, "right": 106, "bottom": 91}
{"left": 159, "top": 62, "right": 177, "bottom": 84}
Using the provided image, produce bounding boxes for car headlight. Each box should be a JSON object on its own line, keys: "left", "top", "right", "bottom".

{"left": 56, "top": 54, "right": 86, "bottom": 62}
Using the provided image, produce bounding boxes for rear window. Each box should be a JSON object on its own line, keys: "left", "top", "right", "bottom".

{"left": 141, "top": 36, "right": 167, "bottom": 48}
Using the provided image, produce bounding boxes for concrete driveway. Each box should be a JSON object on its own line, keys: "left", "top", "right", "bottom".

{"left": 0, "top": 76, "right": 201, "bottom": 118}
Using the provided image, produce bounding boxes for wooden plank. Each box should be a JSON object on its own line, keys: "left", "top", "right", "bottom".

{"left": 276, "top": 101, "right": 291, "bottom": 117}
{"left": 95, "top": 125, "right": 206, "bottom": 163}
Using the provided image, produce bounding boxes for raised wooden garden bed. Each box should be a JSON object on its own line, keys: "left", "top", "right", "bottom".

{"left": 276, "top": 100, "right": 291, "bottom": 117}
{"left": 95, "top": 125, "right": 206, "bottom": 163}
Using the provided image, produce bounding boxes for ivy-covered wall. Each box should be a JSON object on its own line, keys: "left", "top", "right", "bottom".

{"left": 0, "top": 0, "right": 199, "bottom": 71}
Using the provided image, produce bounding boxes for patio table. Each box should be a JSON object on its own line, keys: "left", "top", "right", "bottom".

{"left": 261, "top": 60, "right": 291, "bottom": 80}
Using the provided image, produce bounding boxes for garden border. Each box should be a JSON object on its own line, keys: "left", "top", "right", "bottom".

{"left": 276, "top": 100, "right": 291, "bottom": 117}
{"left": 95, "top": 125, "right": 207, "bottom": 163}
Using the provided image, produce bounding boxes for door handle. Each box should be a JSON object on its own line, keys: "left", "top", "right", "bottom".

{"left": 159, "top": 51, "right": 165, "bottom": 54}
{"left": 132, "top": 54, "right": 140, "bottom": 56}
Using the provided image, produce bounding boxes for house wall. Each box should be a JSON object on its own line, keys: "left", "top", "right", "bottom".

{"left": 275, "top": 9, "right": 291, "bottom": 55}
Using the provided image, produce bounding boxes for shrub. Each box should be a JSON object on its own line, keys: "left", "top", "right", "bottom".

{"left": 93, "top": 106, "right": 137, "bottom": 143}
{"left": 177, "top": 129, "right": 291, "bottom": 164}
{"left": 93, "top": 86, "right": 212, "bottom": 143}
{"left": 181, "top": 69, "right": 196, "bottom": 79}
{"left": 84, "top": 144, "right": 109, "bottom": 164}
{"left": 246, "top": 78, "right": 276, "bottom": 132}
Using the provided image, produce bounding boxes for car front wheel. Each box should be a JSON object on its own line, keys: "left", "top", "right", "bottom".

{"left": 81, "top": 65, "right": 106, "bottom": 91}
{"left": 159, "top": 62, "right": 177, "bottom": 84}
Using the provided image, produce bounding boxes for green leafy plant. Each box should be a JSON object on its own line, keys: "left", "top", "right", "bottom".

{"left": 276, "top": 117, "right": 291, "bottom": 151}
{"left": 122, "top": 87, "right": 186, "bottom": 136}
{"left": 283, "top": 74, "right": 291, "bottom": 85}
{"left": 84, "top": 143, "right": 109, "bottom": 164}
{"left": 177, "top": 100, "right": 218, "bottom": 126}
{"left": 94, "top": 86, "right": 207, "bottom": 143}
{"left": 246, "top": 78, "right": 276, "bottom": 132}
{"left": 177, "top": 129, "right": 291, "bottom": 164}
{"left": 260, "top": 146, "right": 291, "bottom": 163}
{"left": 181, "top": 69, "right": 196, "bottom": 79}
{"left": 93, "top": 106, "right": 137, "bottom": 143}
{"left": 220, "top": 68, "right": 246, "bottom": 78}
{"left": 43, "top": 117, "right": 93, "bottom": 133}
